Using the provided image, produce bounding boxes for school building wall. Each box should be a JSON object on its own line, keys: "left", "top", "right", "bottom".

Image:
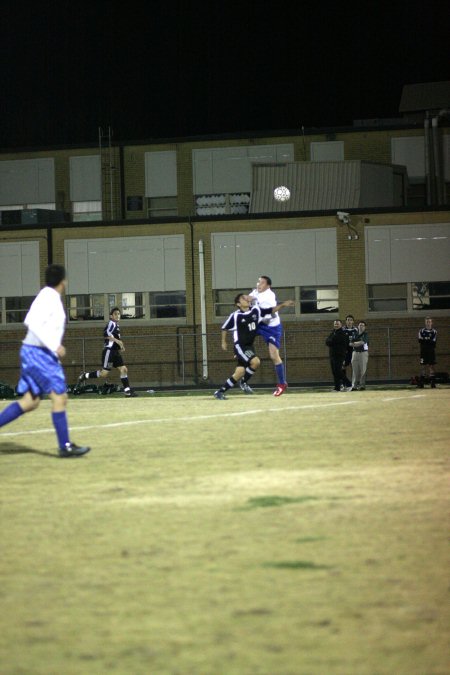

{"left": 1, "top": 209, "right": 449, "bottom": 388}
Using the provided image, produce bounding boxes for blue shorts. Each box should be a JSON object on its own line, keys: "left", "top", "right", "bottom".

{"left": 256, "top": 323, "right": 282, "bottom": 349}
{"left": 17, "top": 345, "right": 67, "bottom": 397}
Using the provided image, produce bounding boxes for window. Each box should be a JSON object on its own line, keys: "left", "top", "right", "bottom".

{"left": 67, "top": 294, "right": 105, "bottom": 321}
{"left": 195, "top": 193, "right": 250, "bottom": 216}
{"left": 368, "top": 282, "right": 450, "bottom": 312}
{"left": 65, "top": 292, "right": 186, "bottom": 322}
{"left": 150, "top": 291, "right": 186, "bottom": 318}
{"left": 368, "top": 284, "right": 408, "bottom": 311}
{"left": 147, "top": 196, "right": 178, "bottom": 218}
{"left": 72, "top": 201, "right": 102, "bottom": 222}
{"left": 413, "top": 282, "right": 450, "bottom": 310}
{"left": 113, "top": 293, "right": 145, "bottom": 319}
{"left": 214, "top": 287, "right": 338, "bottom": 318}
{"left": 300, "top": 287, "right": 339, "bottom": 314}
{"left": 5, "top": 297, "right": 34, "bottom": 324}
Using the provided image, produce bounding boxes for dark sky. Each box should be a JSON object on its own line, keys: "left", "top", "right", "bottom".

{"left": 1, "top": 0, "right": 449, "bottom": 149}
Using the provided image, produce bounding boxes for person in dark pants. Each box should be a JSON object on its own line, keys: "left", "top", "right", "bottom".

{"left": 326, "top": 319, "right": 350, "bottom": 392}
{"left": 342, "top": 314, "right": 358, "bottom": 387}
{"left": 417, "top": 316, "right": 437, "bottom": 388}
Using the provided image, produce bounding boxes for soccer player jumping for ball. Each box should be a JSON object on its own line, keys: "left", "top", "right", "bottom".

{"left": 247, "top": 275, "right": 290, "bottom": 396}
{"left": 214, "top": 293, "right": 293, "bottom": 399}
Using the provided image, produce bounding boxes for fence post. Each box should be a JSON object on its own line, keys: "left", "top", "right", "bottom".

{"left": 387, "top": 326, "right": 391, "bottom": 380}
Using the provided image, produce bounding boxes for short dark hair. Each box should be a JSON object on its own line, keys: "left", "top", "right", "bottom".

{"left": 234, "top": 293, "right": 245, "bottom": 305}
{"left": 260, "top": 275, "right": 272, "bottom": 286}
{"left": 346, "top": 314, "right": 354, "bottom": 320}
{"left": 110, "top": 307, "right": 121, "bottom": 315}
{"left": 45, "top": 264, "right": 66, "bottom": 288}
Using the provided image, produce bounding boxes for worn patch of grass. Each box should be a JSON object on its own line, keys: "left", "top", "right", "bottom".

{"left": 0, "top": 388, "right": 449, "bottom": 674}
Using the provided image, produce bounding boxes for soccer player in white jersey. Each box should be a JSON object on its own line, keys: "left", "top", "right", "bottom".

{"left": 214, "top": 293, "right": 293, "bottom": 399}
{"left": 248, "top": 275, "right": 289, "bottom": 396}
{"left": 0, "top": 264, "right": 90, "bottom": 457}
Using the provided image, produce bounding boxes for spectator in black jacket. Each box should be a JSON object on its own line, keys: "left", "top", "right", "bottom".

{"left": 326, "top": 319, "right": 350, "bottom": 392}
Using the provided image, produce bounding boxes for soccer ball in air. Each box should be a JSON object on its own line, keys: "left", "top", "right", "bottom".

{"left": 273, "top": 186, "right": 291, "bottom": 202}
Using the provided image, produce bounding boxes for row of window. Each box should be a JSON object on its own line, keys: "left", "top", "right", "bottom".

{"left": 0, "top": 292, "right": 187, "bottom": 325}
{"left": 1, "top": 283, "right": 448, "bottom": 325}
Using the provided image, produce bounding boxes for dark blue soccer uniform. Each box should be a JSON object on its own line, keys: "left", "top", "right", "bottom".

{"left": 102, "top": 319, "right": 124, "bottom": 370}
{"left": 418, "top": 327, "right": 437, "bottom": 365}
{"left": 221, "top": 305, "right": 272, "bottom": 366}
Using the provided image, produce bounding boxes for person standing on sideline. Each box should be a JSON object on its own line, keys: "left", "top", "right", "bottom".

{"left": 325, "top": 319, "right": 350, "bottom": 392}
{"left": 248, "top": 275, "right": 290, "bottom": 397}
{"left": 214, "top": 294, "right": 294, "bottom": 399}
{"left": 417, "top": 317, "right": 437, "bottom": 388}
{"left": 342, "top": 314, "right": 358, "bottom": 387}
{"left": 78, "top": 307, "right": 138, "bottom": 397}
{"left": 351, "top": 321, "right": 369, "bottom": 390}
{"left": 0, "top": 264, "right": 90, "bottom": 457}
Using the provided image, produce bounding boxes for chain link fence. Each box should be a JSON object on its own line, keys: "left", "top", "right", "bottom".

{"left": 1, "top": 324, "right": 448, "bottom": 389}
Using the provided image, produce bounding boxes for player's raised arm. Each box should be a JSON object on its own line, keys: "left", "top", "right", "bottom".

{"left": 272, "top": 299, "right": 295, "bottom": 313}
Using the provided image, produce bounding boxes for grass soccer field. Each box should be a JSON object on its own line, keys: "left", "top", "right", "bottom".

{"left": 1, "top": 387, "right": 449, "bottom": 675}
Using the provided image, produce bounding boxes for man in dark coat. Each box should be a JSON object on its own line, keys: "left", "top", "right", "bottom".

{"left": 326, "top": 319, "right": 350, "bottom": 392}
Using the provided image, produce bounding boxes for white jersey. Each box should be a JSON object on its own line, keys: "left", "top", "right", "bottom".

{"left": 250, "top": 287, "right": 280, "bottom": 327}
{"left": 22, "top": 286, "right": 66, "bottom": 353}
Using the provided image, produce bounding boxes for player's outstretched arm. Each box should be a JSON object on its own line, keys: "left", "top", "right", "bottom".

{"left": 272, "top": 300, "right": 295, "bottom": 313}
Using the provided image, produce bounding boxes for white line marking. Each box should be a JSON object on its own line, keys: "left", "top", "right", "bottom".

{"left": 382, "top": 394, "right": 425, "bottom": 401}
{"left": 0, "top": 394, "right": 426, "bottom": 440}
{"left": 1, "top": 400, "right": 357, "bottom": 438}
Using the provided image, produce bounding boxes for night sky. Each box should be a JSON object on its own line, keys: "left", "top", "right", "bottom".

{"left": 1, "top": 0, "right": 449, "bottom": 149}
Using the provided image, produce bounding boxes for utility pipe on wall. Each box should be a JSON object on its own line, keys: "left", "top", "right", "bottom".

{"left": 198, "top": 239, "right": 208, "bottom": 380}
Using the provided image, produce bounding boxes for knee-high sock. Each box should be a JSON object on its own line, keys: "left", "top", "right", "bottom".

{"left": 121, "top": 376, "right": 130, "bottom": 391}
{"left": 221, "top": 376, "right": 237, "bottom": 392}
{"left": 0, "top": 401, "right": 24, "bottom": 427}
{"left": 243, "top": 367, "right": 255, "bottom": 382}
{"left": 275, "top": 362, "right": 286, "bottom": 384}
{"left": 52, "top": 411, "right": 70, "bottom": 449}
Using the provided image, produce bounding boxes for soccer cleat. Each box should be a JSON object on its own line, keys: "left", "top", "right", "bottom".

{"left": 214, "top": 390, "right": 227, "bottom": 400}
{"left": 125, "top": 390, "right": 138, "bottom": 397}
{"left": 239, "top": 380, "right": 254, "bottom": 394}
{"left": 273, "top": 383, "right": 287, "bottom": 397}
{"left": 59, "top": 442, "right": 91, "bottom": 458}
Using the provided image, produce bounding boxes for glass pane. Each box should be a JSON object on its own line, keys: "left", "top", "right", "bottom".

{"left": 5, "top": 296, "right": 34, "bottom": 323}
{"left": 368, "top": 284, "right": 407, "bottom": 299}
{"left": 150, "top": 291, "right": 186, "bottom": 319}
{"left": 369, "top": 299, "right": 407, "bottom": 311}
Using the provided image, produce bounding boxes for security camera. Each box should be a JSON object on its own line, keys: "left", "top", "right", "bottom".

{"left": 337, "top": 211, "right": 350, "bottom": 224}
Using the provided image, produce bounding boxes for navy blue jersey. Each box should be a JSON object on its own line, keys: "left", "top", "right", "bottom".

{"left": 104, "top": 319, "right": 121, "bottom": 350}
{"left": 418, "top": 327, "right": 437, "bottom": 345}
{"left": 222, "top": 305, "right": 272, "bottom": 348}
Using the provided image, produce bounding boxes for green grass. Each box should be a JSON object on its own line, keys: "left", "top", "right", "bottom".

{"left": 1, "top": 388, "right": 449, "bottom": 674}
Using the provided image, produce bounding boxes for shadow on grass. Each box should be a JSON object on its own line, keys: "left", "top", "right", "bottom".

{"left": 0, "top": 442, "right": 58, "bottom": 458}
{"left": 263, "top": 560, "right": 332, "bottom": 570}
{"left": 238, "top": 495, "right": 320, "bottom": 510}
{"left": 238, "top": 495, "right": 352, "bottom": 511}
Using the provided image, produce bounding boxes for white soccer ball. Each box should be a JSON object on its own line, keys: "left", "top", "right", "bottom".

{"left": 273, "top": 185, "right": 291, "bottom": 202}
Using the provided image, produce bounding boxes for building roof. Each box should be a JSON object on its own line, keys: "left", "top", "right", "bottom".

{"left": 399, "top": 81, "right": 450, "bottom": 113}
